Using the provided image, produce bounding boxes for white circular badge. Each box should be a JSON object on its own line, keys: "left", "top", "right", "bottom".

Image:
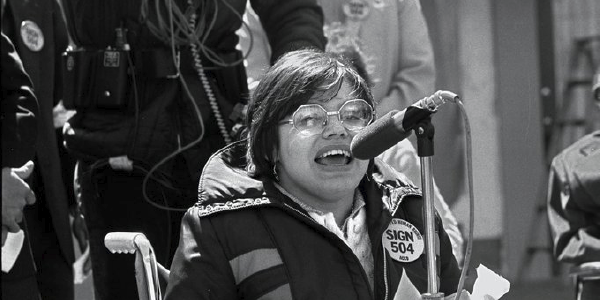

{"left": 343, "top": 0, "right": 370, "bottom": 20}
{"left": 382, "top": 218, "right": 424, "bottom": 262}
{"left": 20, "top": 21, "right": 44, "bottom": 52}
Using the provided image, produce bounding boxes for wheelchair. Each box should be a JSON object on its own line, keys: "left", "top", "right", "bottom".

{"left": 569, "top": 262, "right": 600, "bottom": 300}
{"left": 104, "top": 232, "right": 170, "bottom": 300}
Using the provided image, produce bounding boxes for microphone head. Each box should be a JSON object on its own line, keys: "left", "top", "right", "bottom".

{"left": 351, "top": 110, "right": 408, "bottom": 160}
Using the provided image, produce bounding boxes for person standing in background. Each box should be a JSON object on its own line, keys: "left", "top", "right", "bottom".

{"left": 239, "top": 0, "right": 464, "bottom": 263}
{"left": 547, "top": 71, "right": 600, "bottom": 300}
{"left": 59, "top": 1, "right": 326, "bottom": 299}
{"left": 2, "top": 1, "right": 85, "bottom": 299}
{"left": 1, "top": 31, "right": 40, "bottom": 300}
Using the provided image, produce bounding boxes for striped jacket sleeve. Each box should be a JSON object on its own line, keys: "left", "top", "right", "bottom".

{"left": 164, "top": 207, "right": 238, "bottom": 300}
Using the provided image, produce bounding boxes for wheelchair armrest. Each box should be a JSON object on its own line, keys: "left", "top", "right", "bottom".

{"left": 569, "top": 262, "right": 600, "bottom": 280}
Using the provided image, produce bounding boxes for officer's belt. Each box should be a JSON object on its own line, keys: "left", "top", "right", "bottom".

{"left": 132, "top": 47, "right": 239, "bottom": 78}
{"left": 133, "top": 48, "right": 204, "bottom": 78}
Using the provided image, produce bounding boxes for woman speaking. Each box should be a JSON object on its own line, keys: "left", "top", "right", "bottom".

{"left": 164, "top": 49, "right": 460, "bottom": 300}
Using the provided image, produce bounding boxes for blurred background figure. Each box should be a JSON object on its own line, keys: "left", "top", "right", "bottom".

{"left": 1, "top": 31, "right": 40, "bottom": 300}
{"left": 2, "top": 0, "right": 90, "bottom": 300}
{"left": 2, "top": 1, "right": 85, "bottom": 299}
{"left": 238, "top": 0, "right": 465, "bottom": 263}
{"left": 547, "top": 70, "right": 600, "bottom": 300}
{"left": 58, "top": 0, "right": 325, "bottom": 299}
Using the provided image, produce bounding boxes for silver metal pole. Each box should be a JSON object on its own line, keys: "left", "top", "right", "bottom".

{"left": 420, "top": 156, "right": 444, "bottom": 299}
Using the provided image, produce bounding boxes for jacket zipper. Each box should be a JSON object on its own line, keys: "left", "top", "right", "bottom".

{"left": 383, "top": 246, "right": 389, "bottom": 300}
{"left": 379, "top": 187, "right": 420, "bottom": 300}
{"left": 275, "top": 186, "right": 420, "bottom": 300}
{"left": 281, "top": 202, "right": 376, "bottom": 298}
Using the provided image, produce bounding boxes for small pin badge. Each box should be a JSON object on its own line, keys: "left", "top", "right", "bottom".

{"left": 20, "top": 21, "right": 44, "bottom": 52}
{"left": 343, "top": 0, "right": 370, "bottom": 21}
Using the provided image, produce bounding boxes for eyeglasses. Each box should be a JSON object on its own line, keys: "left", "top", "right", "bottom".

{"left": 279, "top": 99, "right": 374, "bottom": 136}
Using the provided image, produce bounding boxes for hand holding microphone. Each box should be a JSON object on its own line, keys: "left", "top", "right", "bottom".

{"left": 351, "top": 90, "right": 459, "bottom": 160}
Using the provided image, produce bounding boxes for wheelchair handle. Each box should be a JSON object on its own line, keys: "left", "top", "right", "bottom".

{"left": 105, "top": 232, "right": 151, "bottom": 254}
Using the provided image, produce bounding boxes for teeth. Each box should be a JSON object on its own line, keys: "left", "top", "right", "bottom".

{"left": 319, "top": 149, "right": 351, "bottom": 158}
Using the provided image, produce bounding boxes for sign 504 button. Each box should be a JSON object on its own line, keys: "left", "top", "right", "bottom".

{"left": 383, "top": 218, "right": 424, "bottom": 262}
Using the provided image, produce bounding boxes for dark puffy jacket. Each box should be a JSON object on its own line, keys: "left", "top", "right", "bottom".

{"left": 164, "top": 142, "right": 460, "bottom": 300}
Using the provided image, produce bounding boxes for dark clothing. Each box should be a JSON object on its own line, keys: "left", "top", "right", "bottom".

{"left": 1, "top": 240, "right": 42, "bottom": 300}
{"left": 548, "top": 131, "right": 600, "bottom": 264}
{"left": 165, "top": 142, "right": 461, "bottom": 299}
{"left": 548, "top": 131, "right": 600, "bottom": 300}
{"left": 60, "top": 0, "right": 326, "bottom": 177}
{"left": 2, "top": 1, "right": 76, "bottom": 299}
{"left": 1, "top": 33, "right": 38, "bottom": 167}
{"left": 76, "top": 162, "right": 189, "bottom": 300}
{"left": 61, "top": 0, "right": 325, "bottom": 63}
{"left": 1, "top": 32, "right": 40, "bottom": 300}
{"left": 60, "top": 1, "right": 325, "bottom": 299}
{"left": 24, "top": 160, "right": 74, "bottom": 300}
{"left": 23, "top": 205, "right": 73, "bottom": 300}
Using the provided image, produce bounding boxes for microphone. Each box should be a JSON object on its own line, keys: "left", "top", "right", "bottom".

{"left": 351, "top": 90, "right": 459, "bottom": 159}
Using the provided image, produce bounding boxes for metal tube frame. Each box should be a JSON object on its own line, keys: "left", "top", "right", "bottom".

{"left": 415, "top": 121, "right": 444, "bottom": 300}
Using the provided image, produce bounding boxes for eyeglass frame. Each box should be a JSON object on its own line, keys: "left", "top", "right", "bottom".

{"left": 278, "top": 99, "right": 375, "bottom": 135}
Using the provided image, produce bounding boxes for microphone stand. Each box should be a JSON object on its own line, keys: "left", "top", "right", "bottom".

{"left": 415, "top": 118, "right": 444, "bottom": 300}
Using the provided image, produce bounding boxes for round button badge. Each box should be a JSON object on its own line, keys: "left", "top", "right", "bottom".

{"left": 382, "top": 218, "right": 424, "bottom": 262}
{"left": 343, "top": 0, "right": 370, "bottom": 20}
{"left": 20, "top": 20, "right": 44, "bottom": 52}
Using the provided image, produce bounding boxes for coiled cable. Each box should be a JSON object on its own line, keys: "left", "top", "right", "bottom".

{"left": 188, "top": 3, "right": 231, "bottom": 144}
{"left": 138, "top": 0, "right": 251, "bottom": 210}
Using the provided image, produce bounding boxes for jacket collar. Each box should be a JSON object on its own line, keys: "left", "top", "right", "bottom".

{"left": 196, "top": 141, "right": 265, "bottom": 204}
{"left": 361, "top": 159, "right": 422, "bottom": 241}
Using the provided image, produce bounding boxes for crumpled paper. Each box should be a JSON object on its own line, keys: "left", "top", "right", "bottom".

{"left": 469, "top": 264, "right": 510, "bottom": 299}
{"left": 394, "top": 264, "right": 510, "bottom": 300}
{"left": 2, "top": 230, "right": 25, "bottom": 272}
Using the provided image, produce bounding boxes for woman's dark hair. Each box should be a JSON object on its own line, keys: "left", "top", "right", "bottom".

{"left": 245, "top": 48, "right": 375, "bottom": 180}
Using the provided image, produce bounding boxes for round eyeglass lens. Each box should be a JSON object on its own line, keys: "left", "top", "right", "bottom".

{"left": 293, "top": 105, "right": 327, "bottom": 134}
{"left": 340, "top": 100, "right": 373, "bottom": 130}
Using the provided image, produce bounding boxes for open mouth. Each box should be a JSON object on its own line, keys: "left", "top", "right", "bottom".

{"left": 314, "top": 149, "right": 353, "bottom": 166}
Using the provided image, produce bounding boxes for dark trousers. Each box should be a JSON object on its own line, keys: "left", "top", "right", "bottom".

{"left": 76, "top": 160, "right": 192, "bottom": 300}
{"left": 24, "top": 195, "right": 74, "bottom": 300}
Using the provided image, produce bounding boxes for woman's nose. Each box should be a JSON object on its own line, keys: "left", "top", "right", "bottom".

{"left": 322, "top": 114, "right": 347, "bottom": 137}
